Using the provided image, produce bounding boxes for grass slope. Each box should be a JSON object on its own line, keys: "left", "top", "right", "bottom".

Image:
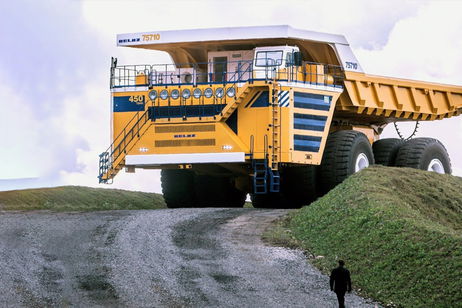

{"left": 0, "top": 186, "right": 165, "bottom": 211}
{"left": 269, "top": 166, "right": 462, "bottom": 308}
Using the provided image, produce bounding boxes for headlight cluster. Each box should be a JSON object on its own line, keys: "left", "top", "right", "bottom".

{"left": 148, "top": 87, "right": 237, "bottom": 100}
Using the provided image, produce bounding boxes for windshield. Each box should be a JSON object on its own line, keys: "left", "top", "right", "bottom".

{"left": 255, "top": 51, "right": 283, "bottom": 67}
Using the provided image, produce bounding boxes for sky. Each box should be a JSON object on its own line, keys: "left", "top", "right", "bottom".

{"left": 0, "top": 0, "right": 461, "bottom": 192}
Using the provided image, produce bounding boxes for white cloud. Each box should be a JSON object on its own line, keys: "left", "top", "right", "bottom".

{"left": 355, "top": 2, "right": 462, "bottom": 84}
{"left": 0, "top": 77, "right": 50, "bottom": 179}
{"left": 355, "top": 1, "right": 462, "bottom": 176}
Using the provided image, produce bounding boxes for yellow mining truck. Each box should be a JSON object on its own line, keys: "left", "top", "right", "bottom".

{"left": 99, "top": 25, "right": 462, "bottom": 208}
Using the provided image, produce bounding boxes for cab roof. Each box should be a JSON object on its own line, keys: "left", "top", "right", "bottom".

{"left": 116, "top": 25, "right": 362, "bottom": 72}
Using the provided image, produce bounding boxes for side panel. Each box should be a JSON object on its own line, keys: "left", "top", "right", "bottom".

{"left": 112, "top": 91, "right": 148, "bottom": 149}
{"left": 289, "top": 88, "right": 340, "bottom": 165}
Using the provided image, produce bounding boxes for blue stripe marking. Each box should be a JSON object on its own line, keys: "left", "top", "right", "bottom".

{"left": 294, "top": 92, "right": 331, "bottom": 111}
{"left": 279, "top": 91, "right": 290, "bottom": 107}
{"left": 114, "top": 96, "right": 145, "bottom": 112}
{"left": 293, "top": 113, "right": 327, "bottom": 131}
{"left": 294, "top": 119, "right": 325, "bottom": 131}
{"left": 293, "top": 134, "right": 322, "bottom": 152}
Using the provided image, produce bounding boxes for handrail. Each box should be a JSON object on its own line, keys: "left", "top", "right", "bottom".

{"left": 109, "top": 59, "right": 344, "bottom": 89}
{"left": 102, "top": 108, "right": 150, "bottom": 169}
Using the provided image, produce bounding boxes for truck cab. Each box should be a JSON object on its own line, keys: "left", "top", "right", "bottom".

{"left": 253, "top": 45, "right": 300, "bottom": 79}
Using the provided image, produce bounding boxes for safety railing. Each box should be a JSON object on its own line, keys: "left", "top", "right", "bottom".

{"left": 109, "top": 59, "right": 344, "bottom": 89}
{"left": 98, "top": 108, "right": 151, "bottom": 183}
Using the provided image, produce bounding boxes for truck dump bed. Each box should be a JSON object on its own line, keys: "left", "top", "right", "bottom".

{"left": 338, "top": 71, "right": 462, "bottom": 124}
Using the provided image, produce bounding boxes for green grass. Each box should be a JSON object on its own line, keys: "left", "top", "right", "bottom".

{"left": 266, "top": 166, "right": 462, "bottom": 308}
{"left": 0, "top": 186, "right": 165, "bottom": 211}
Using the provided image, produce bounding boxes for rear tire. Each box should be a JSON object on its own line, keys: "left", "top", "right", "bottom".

{"left": 318, "top": 130, "right": 374, "bottom": 195}
{"left": 372, "top": 138, "right": 404, "bottom": 166}
{"left": 395, "top": 138, "right": 451, "bottom": 174}
{"left": 161, "top": 169, "right": 195, "bottom": 208}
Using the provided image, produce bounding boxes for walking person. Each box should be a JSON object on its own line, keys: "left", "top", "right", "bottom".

{"left": 330, "top": 260, "right": 352, "bottom": 308}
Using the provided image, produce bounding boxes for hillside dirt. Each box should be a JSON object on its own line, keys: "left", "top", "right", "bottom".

{"left": 0, "top": 208, "right": 380, "bottom": 307}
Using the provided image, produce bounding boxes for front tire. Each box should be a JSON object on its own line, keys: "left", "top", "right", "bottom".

{"left": 161, "top": 169, "right": 195, "bottom": 208}
{"left": 194, "top": 175, "right": 246, "bottom": 208}
{"left": 250, "top": 165, "right": 318, "bottom": 209}
{"left": 395, "top": 138, "right": 451, "bottom": 174}
{"left": 281, "top": 166, "right": 317, "bottom": 208}
{"left": 318, "top": 130, "right": 374, "bottom": 195}
{"left": 250, "top": 193, "right": 282, "bottom": 209}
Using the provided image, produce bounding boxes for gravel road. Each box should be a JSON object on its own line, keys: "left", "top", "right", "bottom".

{"left": 0, "top": 208, "right": 380, "bottom": 307}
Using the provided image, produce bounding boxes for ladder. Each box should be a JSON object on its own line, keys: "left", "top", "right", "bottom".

{"left": 252, "top": 82, "right": 281, "bottom": 194}
{"left": 268, "top": 82, "right": 281, "bottom": 192}
{"left": 252, "top": 160, "right": 268, "bottom": 194}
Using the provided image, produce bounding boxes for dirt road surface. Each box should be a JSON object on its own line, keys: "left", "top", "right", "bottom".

{"left": 0, "top": 208, "right": 380, "bottom": 307}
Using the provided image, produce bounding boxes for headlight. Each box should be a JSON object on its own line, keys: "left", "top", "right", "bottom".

{"left": 148, "top": 90, "right": 157, "bottom": 100}
{"left": 171, "top": 89, "right": 180, "bottom": 99}
{"left": 182, "top": 89, "right": 191, "bottom": 99}
{"left": 160, "top": 89, "right": 168, "bottom": 100}
{"left": 204, "top": 87, "right": 213, "bottom": 98}
{"left": 215, "top": 87, "right": 224, "bottom": 98}
{"left": 193, "top": 88, "right": 202, "bottom": 98}
{"left": 226, "top": 87, "right": 236, "bottom": 97}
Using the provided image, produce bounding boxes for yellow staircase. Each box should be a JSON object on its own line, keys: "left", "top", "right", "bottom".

{"left": 218, "top": 84, "right": 253, "bottom": 121}
{"left": 98, "top": 109, "right": 152, "bottom": 183}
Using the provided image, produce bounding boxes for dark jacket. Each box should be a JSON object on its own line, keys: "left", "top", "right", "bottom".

{"left": 330, "top": 266, "right": 351, "bottom": 293}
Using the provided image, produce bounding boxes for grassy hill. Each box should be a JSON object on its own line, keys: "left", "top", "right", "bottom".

{"left": 266, "top": 166, "right": 462, "bottom": 308}
{"left": 0, "top": 186, "right": 165, "bottom": 211}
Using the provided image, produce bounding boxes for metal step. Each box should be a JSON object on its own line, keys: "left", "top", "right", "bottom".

{"left": 269, "top": 169, "right": 280, "bottom": 193}
{"left": 252, "top": 160, "right": 268, "bottom": 194}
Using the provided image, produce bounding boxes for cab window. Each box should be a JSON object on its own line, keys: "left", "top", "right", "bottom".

{"left": 255, "top": 51, "right": 283, "bottom": 67}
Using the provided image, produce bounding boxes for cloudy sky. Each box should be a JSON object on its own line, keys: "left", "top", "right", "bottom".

{"left": 1, "top": 0, "right": 461, "bottom": 192}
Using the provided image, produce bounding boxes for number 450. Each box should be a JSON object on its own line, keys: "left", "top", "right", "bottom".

{"left": 129, "top": 95, "right": 145, "bottom": 104}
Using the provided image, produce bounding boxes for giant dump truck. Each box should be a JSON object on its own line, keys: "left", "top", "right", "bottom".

{"left": 99, "top": 25, "right": 462, "bottom": 208}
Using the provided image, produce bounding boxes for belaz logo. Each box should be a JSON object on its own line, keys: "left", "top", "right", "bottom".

{"left": 174, "top": 134, "right": 196, "bottom": 138}
{"left": 119, "top": 38, "right": 141, "bottom": 43}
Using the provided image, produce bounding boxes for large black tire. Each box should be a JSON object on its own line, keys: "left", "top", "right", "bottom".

{"left": 161, "top": 169, "right": 195, "bottom": 208}
{"left": 250, "top": 193, "right": 282, "bottom": 209}
{"left": 372, "top": 138, "right": 404, "bottom": 166}
{"left": 194, "top": 175, "right": 246, "bottom": 208}
{"left": 318, "top": 130, "right": 374, "bottom": 195}
{"left": 251, "top": 166, "right": 317, "bottom": 209}
{"left": 281, "top": 166, "right": 317, "bottom": 208}
{"left": 395, "top": 138, "right": 451, "bottom": 174}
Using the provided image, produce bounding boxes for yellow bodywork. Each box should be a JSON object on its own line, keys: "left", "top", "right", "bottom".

{"left": 99, "top": 26, "right": 462, "bottom": 183}
{"left": 338, "top": 72, "right": 462, "bottom": 122}
{"left": 102, "top": 71, "right": 462, "bottom": 183}
{"left": 110, "top": 82, "right": 341, "bottom": 168}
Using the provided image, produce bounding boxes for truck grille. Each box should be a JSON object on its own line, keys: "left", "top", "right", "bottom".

{"left": 155, "top": 139, "right": 216, "bottom": 147}
{"left": 155, "top": 124, "right": 215, "bottom": 133}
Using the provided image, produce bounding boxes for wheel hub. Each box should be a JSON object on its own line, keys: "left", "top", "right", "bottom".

{"left": 427, "top": 159, "right": 445, "bottom": 174}
{"left": 355, "top": 153, "right": 369, "bottom": 173}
